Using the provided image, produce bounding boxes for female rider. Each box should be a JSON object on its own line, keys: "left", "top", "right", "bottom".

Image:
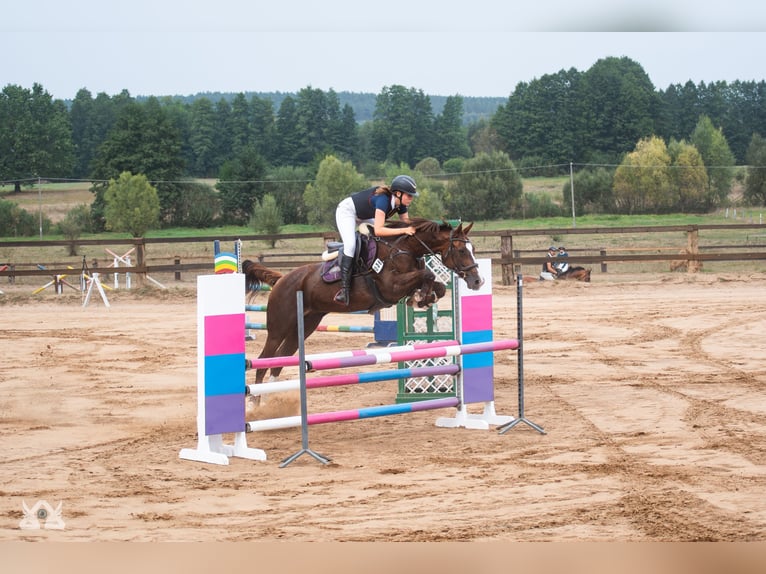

{"left": 333, "top": 175, "right": 419, "bottom": 305}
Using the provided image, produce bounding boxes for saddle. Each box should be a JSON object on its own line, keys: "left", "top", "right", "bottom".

{"left": 320, "top": 225, "right": 379, "bottom": 283}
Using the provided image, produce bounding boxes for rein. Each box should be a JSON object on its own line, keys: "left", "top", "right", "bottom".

{"left": 373, "top": 226, "right": 479, "bottom": 280}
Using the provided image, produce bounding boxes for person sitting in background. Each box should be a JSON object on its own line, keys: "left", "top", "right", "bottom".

{"left": 539, "top": 246, "right": 559, "bottom": 281}
{"left": 554, "top": 246, "right": 570, "bottom": 274}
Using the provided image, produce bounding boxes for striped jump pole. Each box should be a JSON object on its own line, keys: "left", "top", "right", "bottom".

{"left": 305, "top": 339, "right": 519, "bottom": 372}
{"left": 316, "top": 325, "right": 373, "bottom": 333}
{"left": 246, "top": 363, "right": 461, "bottom": 397}
{"left": 247, "top": 322, "right": 373, "bottom": 333}
{"left": 247, "top": 396, "right": 460, "bottom": 433}
{"left": 247, "top": 304, "right": 367, "bottom": 315}
{"left": 246, "top": 303, "right": 374, "bottom": 337}
{"left": 246, "top": 339, "right": 459, "bottom": 371}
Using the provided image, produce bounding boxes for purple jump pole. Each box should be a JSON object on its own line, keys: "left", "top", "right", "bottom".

{"left": 306, "top": 339, "right": 519, "bottom": 372}
{"left": 246, "top": 339, "right": 460, "bottom": 371}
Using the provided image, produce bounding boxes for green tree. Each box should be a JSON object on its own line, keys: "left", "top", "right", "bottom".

{"left": 303, "top": 155, "right": 367, "bottom": 226}
{"left": 216, "top": 148, "right": 267, "bottom": 225}
{"left": 175, "top": 181, "right": 220, "bottom": 228}
{"left": 690, "top": 115, "right": 736, "bottom": 205}
{"left": 250, "top": 194, "right": 283, "bottom": 247}
{"left": 104, "top": 172, "right": 160, "bottom": 237}
{"left": 213, "top": 98, "right": 233, "bottom": 168}
{"left": 468, "top": 118, "right": 501, "bottom": 156}
{"left": 89, "top": 97, "right": 184, "bottom": 228}
{"left": 414, "top": 157, "right": 441, "bottom": 176}
{"left": 57, "top": 204, "right": 93, "bottom": 255}
{"left": 432, "top": 95, "right": 470, "bottom": 162}
{"left": 250, "top": 95, "right": 277, "bottom": 162}
{"left": 189, "top": 97, "right": 218, "bottom": 177}
{"left": 334, "top": 103, "right": 360, "bottom": 161}
{"left": 291, "top": 87, "right": 344, "bottom": 165}
{"left": 229, "top": 93, "right": 253, "bottom": 157}
{"left": 262, "top": 165, "right": 313, "bottom": 225}
{"left": 613, "top": 136, "right": 674, "bottom": 214}
{"left": 274, "top": 95, "right": 301, "bottom": 165}
{"left": 579, "top": 57, "right": 658, "bottom": 161}
{"left": 563, "top": 167, "right": 614, "bottom": 215}
{"left": 744, "top": 133, "right": 766, "bottom": 206}
{"left": 371, "top": 85, "right": 434, "bottom": 166}
{"left": 0, "top": 83, "right": 74, "bottom": 192}
{"left": 667, "top": 139, "right": 710, "bottom": 212}
{"left": 405, "top": 179, "right": 445, "bottom": 221}
{"left": 69, "top": 89, "right": 133, "bottom": 179}
{"left": 493, "top": 68, "right": 581, "bottom": 163}
{"left": 0, "top": 198, "right": 51, "bottom": 236}
{"left": 447, "top": 151, "right": 522, "bottom": 220}
{"left": 723, "top": 80, "right": 766, "bottom": 163}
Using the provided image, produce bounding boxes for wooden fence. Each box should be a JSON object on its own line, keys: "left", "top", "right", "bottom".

{"left": 2, "top": 224, "right": 766, "bottom": 287}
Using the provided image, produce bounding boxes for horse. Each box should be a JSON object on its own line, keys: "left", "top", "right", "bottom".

{"left": 242, "top": 218, "right": 483, "bottom": 385}
{"left": 557, "top": 266, "right": 591, "bottom": 282}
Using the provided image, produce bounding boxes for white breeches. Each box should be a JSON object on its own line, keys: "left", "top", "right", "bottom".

{"left": 335, "top": 197, "right": 374, "bottom": 257}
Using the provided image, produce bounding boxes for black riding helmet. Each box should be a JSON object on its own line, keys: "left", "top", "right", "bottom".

{"left": 391, "top": 175, "right": 418, "bottom": 197}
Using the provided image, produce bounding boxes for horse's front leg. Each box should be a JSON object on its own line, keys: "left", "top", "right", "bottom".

{"left": 410, "top": 270, "right": 440, "bottom": 308}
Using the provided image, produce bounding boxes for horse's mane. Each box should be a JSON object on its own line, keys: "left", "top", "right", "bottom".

{"left": 384, "top": 218, "right": 451, "bottom": 234}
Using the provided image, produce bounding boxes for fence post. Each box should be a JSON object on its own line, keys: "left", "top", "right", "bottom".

{"left": 687, "top": 226, "right": 701, "bottom": 273}
{"left": 500, "top": 232, "right": 513, "bottom": 285}
{"left": 174, "top": 256, "right": 182, "bottom": 281}
{"left": 135, "top": 238, "right": 146, "bottom": 287}
{"left": 600, "top": 249, "right": 607, "bottom": 273}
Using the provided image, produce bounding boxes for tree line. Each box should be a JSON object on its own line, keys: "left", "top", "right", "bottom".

{"left": 1, "top": 55, "right": 766, "bottom": 238}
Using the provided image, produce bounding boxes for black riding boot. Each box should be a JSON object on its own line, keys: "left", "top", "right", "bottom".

{"left": 334, "top": 254, "right": 354, "bottom": 305}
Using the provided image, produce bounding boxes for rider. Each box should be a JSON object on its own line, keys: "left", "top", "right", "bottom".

{"left": 333, "top": 175, "right": 419, "bottom": 305}
{"left": 539, "top": 245, "right": 559, "bottom": 281}
{"left": 554, "top": 246, "right": 570, "bottom": 274}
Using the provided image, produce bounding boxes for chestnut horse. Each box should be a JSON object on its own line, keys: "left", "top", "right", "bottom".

{"left": 243, "top": 218, "right": 483, "bottom": 384}
{"left": 557, "top": 266, "right": 591, "bottom": 282}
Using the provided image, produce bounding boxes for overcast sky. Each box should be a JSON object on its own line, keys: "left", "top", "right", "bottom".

{"left": 5, "top": 1, "right": 765, "bottom": 100}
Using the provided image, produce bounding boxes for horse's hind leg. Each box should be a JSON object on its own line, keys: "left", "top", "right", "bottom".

{"left": 274, "top": 313, "right": 325, "bottom": 363}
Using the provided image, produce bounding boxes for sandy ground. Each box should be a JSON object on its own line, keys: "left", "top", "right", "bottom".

{"left": 1, "top": 271, "right": 765, "bottom": 543}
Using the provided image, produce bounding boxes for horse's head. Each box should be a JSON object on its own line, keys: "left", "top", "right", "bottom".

{"left": 439, "top": 221, "right": 484, "bottom": 290}
{"left": 386, "top": 218, "right": 484, "bottom": 290}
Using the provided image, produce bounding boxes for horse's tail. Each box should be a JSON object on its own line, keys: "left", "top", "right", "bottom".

{"left": 242, "top": 259, "right": 283, "bottom": 294}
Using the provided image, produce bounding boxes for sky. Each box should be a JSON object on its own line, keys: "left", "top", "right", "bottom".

{"left": 4, "top": 1, "right": 766, "bottom": 101}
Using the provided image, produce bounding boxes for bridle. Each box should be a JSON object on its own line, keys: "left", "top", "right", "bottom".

{"left": 383, "top": 225, "right": 479, "bottom": 280}
{"left": 440, "top": 228, "right": 479, "bottom": 280}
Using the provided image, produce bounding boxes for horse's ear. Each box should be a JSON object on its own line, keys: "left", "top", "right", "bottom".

{"left": 463, "top": 222, "right": 474, "bottom": 235}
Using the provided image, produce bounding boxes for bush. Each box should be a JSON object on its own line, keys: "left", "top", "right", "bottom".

{"left": 518, "top": 192, "right": 564, "bottom": 219}
{"left": 175, "top": 182, "right": 220, "bottom": 228}
{"left": 104, "top": 172, "right": 161, "bottom": 237}
{"left": 0, "top": 198, "right": 51, "bottom": 237}
{"left": 57, "top": 204, "right": 93, "bottom": 255}
{"left": 250, "top": 194, "right": 283, "bottom": 247}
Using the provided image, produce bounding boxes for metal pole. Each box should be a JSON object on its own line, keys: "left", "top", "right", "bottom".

{"left": 570, "top": 162, "right": 576, "bottom": 228}
{"left": 38, "top": 176, "right": 43, "bottom": 239}
{"left": 280, "top": 290, "right": 331, "bottom": 467}
{"left": 498, "top": 274, "right": 545, "bottom": 435}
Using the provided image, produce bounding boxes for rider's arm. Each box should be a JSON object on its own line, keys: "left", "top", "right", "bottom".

{"left": 546, "top": 260, "right": 558, "bottom": 274}
{"left": 373, "top": 209, "right": 414, "bottom": 237}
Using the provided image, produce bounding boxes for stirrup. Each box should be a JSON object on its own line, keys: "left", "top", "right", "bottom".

{"left": 334, "top": 289, "right": 349, "bottom": 305}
